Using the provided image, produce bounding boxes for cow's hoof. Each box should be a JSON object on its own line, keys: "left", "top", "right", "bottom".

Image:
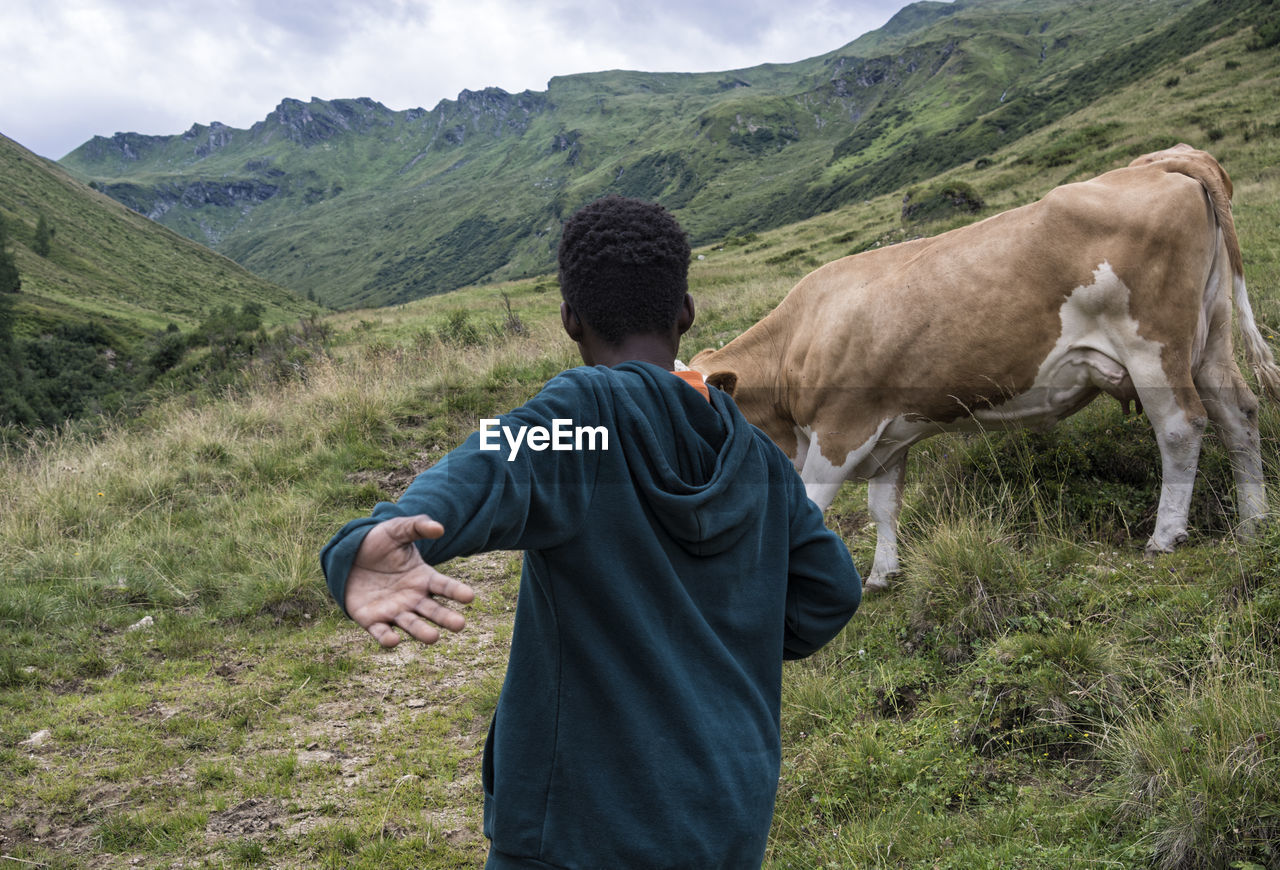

{"left": 863, "top": 574, "right": 892, "bottom": 592}
{"left": 1143, "top": 532, "right": 1188, "bottom": 557}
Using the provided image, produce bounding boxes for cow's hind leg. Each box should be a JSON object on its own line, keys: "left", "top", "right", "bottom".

{"left": 1138, "top": 378, "right": 1209, "bottom": 554}
{"left": 1196, "top": 362, "right": 1267, "bottom": 537}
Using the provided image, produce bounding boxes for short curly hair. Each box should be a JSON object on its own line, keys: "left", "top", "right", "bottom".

{"left": 558, "top": 195, "right": 691, "bottom": 346}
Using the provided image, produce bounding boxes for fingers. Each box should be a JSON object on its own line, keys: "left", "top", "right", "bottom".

{"left": 418, "top": 593, "right": 467, "bottom": 632}
{"left": 382, "top": 514, "right": 445, "bottom": 546}
{"left": 394, "top": 610, "right": 445, "bottom": 645}
{"left": 429, "top": 571, "right": 476, "bottom": 606}
{"left": 368, "top": 603, "right": 463, "bottom": 647}
{"left": 361, "top": 577, "right": 471, "bottom": 648}
{"left": 366, "top": 621, "right": 403, "bottom": 648}
{"left": 364, "top": 611, "right": 451, "bottom": 648}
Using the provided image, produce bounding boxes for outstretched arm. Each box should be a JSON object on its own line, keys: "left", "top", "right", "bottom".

{"left": 343, "top": 515, "right": 476, "bottom": 648}
{"left": 323, "top": 369, "right": 608, "bottom": 634}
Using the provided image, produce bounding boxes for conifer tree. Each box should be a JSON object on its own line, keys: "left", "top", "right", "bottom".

{"left": 34, "top": 213, "right": 52, "bottom": 258}
{"left": 0, "top": 215, "right": 21, "bottom": 294}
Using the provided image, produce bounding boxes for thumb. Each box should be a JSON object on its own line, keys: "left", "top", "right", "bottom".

{"left": 382, "top": 515, "right": 445, "bottom": 546}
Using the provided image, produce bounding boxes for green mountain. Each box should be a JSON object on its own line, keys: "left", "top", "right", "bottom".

{"left": 60, "top": 0, "right": 1259, "bottom": 309}
{"left": 0, "top": 133, "right": 315, "bottom": 427}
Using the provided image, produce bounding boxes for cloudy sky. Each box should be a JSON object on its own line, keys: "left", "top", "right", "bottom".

{"left": 1, "top": 0, "right": 914, "bottom": 160}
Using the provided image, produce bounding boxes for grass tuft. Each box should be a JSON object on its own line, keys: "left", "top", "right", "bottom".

{"left": 1103, "top": 671, "right": 1280, "bottom": 870}
{"left": 901, "top": 514, "right": 1049, "bottom": 655}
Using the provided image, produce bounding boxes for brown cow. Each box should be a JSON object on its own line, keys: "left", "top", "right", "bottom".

{"left": 691, "top": 145, "right": 1280, "bottom": 590}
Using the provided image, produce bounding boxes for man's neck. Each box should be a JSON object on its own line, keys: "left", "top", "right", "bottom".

{"left": 580, "top": 334, "right": 677, "bottom": 369}
{"left": 561, "top": 295, "right": 693, "bottom": 370}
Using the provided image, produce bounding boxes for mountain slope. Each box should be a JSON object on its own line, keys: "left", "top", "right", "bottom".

{"left": 0, "top": 133, "right": 319, "bottom": 428}
{"left": 59, "top": 0, "right": 1258, "bottom": 309}
{"left": 0, "top": 133, "right": 311, "bottom": 344}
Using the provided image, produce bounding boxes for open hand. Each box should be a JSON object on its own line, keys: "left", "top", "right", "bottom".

{"left": 343, "top": 515, "right": 476, "bottom": 647}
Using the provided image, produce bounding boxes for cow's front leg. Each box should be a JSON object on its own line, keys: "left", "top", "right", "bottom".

{"left": 864, "top": 456, "right": 907, "bottom": 591}
{"left": 798, "top": 423, "right": 895, "bottom": 587}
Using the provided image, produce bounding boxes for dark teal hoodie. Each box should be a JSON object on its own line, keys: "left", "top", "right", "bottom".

{"left": 322, "top": 361, "right": 860, "bottom": 869}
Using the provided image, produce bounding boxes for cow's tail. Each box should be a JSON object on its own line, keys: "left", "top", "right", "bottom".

{"left": 1194, "top": 163, "right": 1280, "bottom": 404}
{"left": 1232, "top": 273, "right": 1280, "bottom": 403}
{"left": 1138, "top": 147, "right": 1280, "bottom": 402}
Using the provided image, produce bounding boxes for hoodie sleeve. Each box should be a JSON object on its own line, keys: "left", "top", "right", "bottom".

{"left": 321, "top": 370, "right": 605, "bottom": 613}
{"left": 781, "top": 467, "right": 862, "bottom": 660}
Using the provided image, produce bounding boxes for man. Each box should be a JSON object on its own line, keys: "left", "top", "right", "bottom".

{"left": 322, "top": 195, "right": 861, "bottom": 868}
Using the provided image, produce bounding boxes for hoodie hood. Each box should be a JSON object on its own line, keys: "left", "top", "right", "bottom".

{"left": 600, "top": 361, "right": 760, "bottom": 556}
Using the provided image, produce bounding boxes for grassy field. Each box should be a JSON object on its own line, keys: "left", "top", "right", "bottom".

{"left": 4, "top": 25, "right": 1280, "bottom": 870}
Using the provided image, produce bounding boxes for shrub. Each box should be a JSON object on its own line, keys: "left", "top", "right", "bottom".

{"left": 900, "top": 181, "right": 985, "bottom": 225}
{"left": 721, "top": 232, "right": 760, "bottom": 249}
{"left": 437, "top": 310, "right": 485, "bottom": 347}
{"left": 0, "top": 214, "right": 20, "bottom": 294}
{"left": 33, "top": 214, "right": 53, "bottom": 258}
{"left": 1247, "top": 15, "right": 1280, "bottom": 50}
{"left": 147, "top": 329, "right": 187, "bottom": 375}
{"left": 763, "top": 247, "right": 808, "bottom": 265}
{"left": 500, "top": 293, "right": 527, "bottom": 337}
{"left": 946, "top": 627, "right": 1124, "bottom": 759}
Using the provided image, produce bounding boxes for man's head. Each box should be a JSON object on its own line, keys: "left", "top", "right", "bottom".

{"left": 558, "top": 196, "right": 693, "bottom": 365}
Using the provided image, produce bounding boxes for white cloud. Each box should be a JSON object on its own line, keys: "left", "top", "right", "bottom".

{"left": 0, "top": 0, "right": 912, "bottom": 159}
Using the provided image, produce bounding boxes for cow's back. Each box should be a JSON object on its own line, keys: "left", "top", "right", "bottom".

{"left": 775, "top": 162, "right": 1219, "bottom": 437}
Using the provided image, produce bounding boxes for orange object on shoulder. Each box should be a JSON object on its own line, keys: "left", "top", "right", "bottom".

{"left": 671, "top": 369, "right": 711, "bottom": 402}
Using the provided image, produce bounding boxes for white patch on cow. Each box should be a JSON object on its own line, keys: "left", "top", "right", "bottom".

{"left": 1006, "top": 261, "right": 1211, "bottom": 553}
{"left": 968, "top": 262, "right": 1167, "bottom": 429}
{"left": 975, "top": 262, "right": 1205, "bottom": 552}
{"left": 799, "top": 421, "right": 891, "bottom": 510}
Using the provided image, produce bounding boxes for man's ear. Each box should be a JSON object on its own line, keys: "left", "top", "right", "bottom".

{"left": 705, "top": 371, "right": 738, "bottom": 397}
{"left": 561, "top": 301, "right": 585, "bottom": 342}
{"left": 676, "top": 293, "right": 695, "bottom": 336}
